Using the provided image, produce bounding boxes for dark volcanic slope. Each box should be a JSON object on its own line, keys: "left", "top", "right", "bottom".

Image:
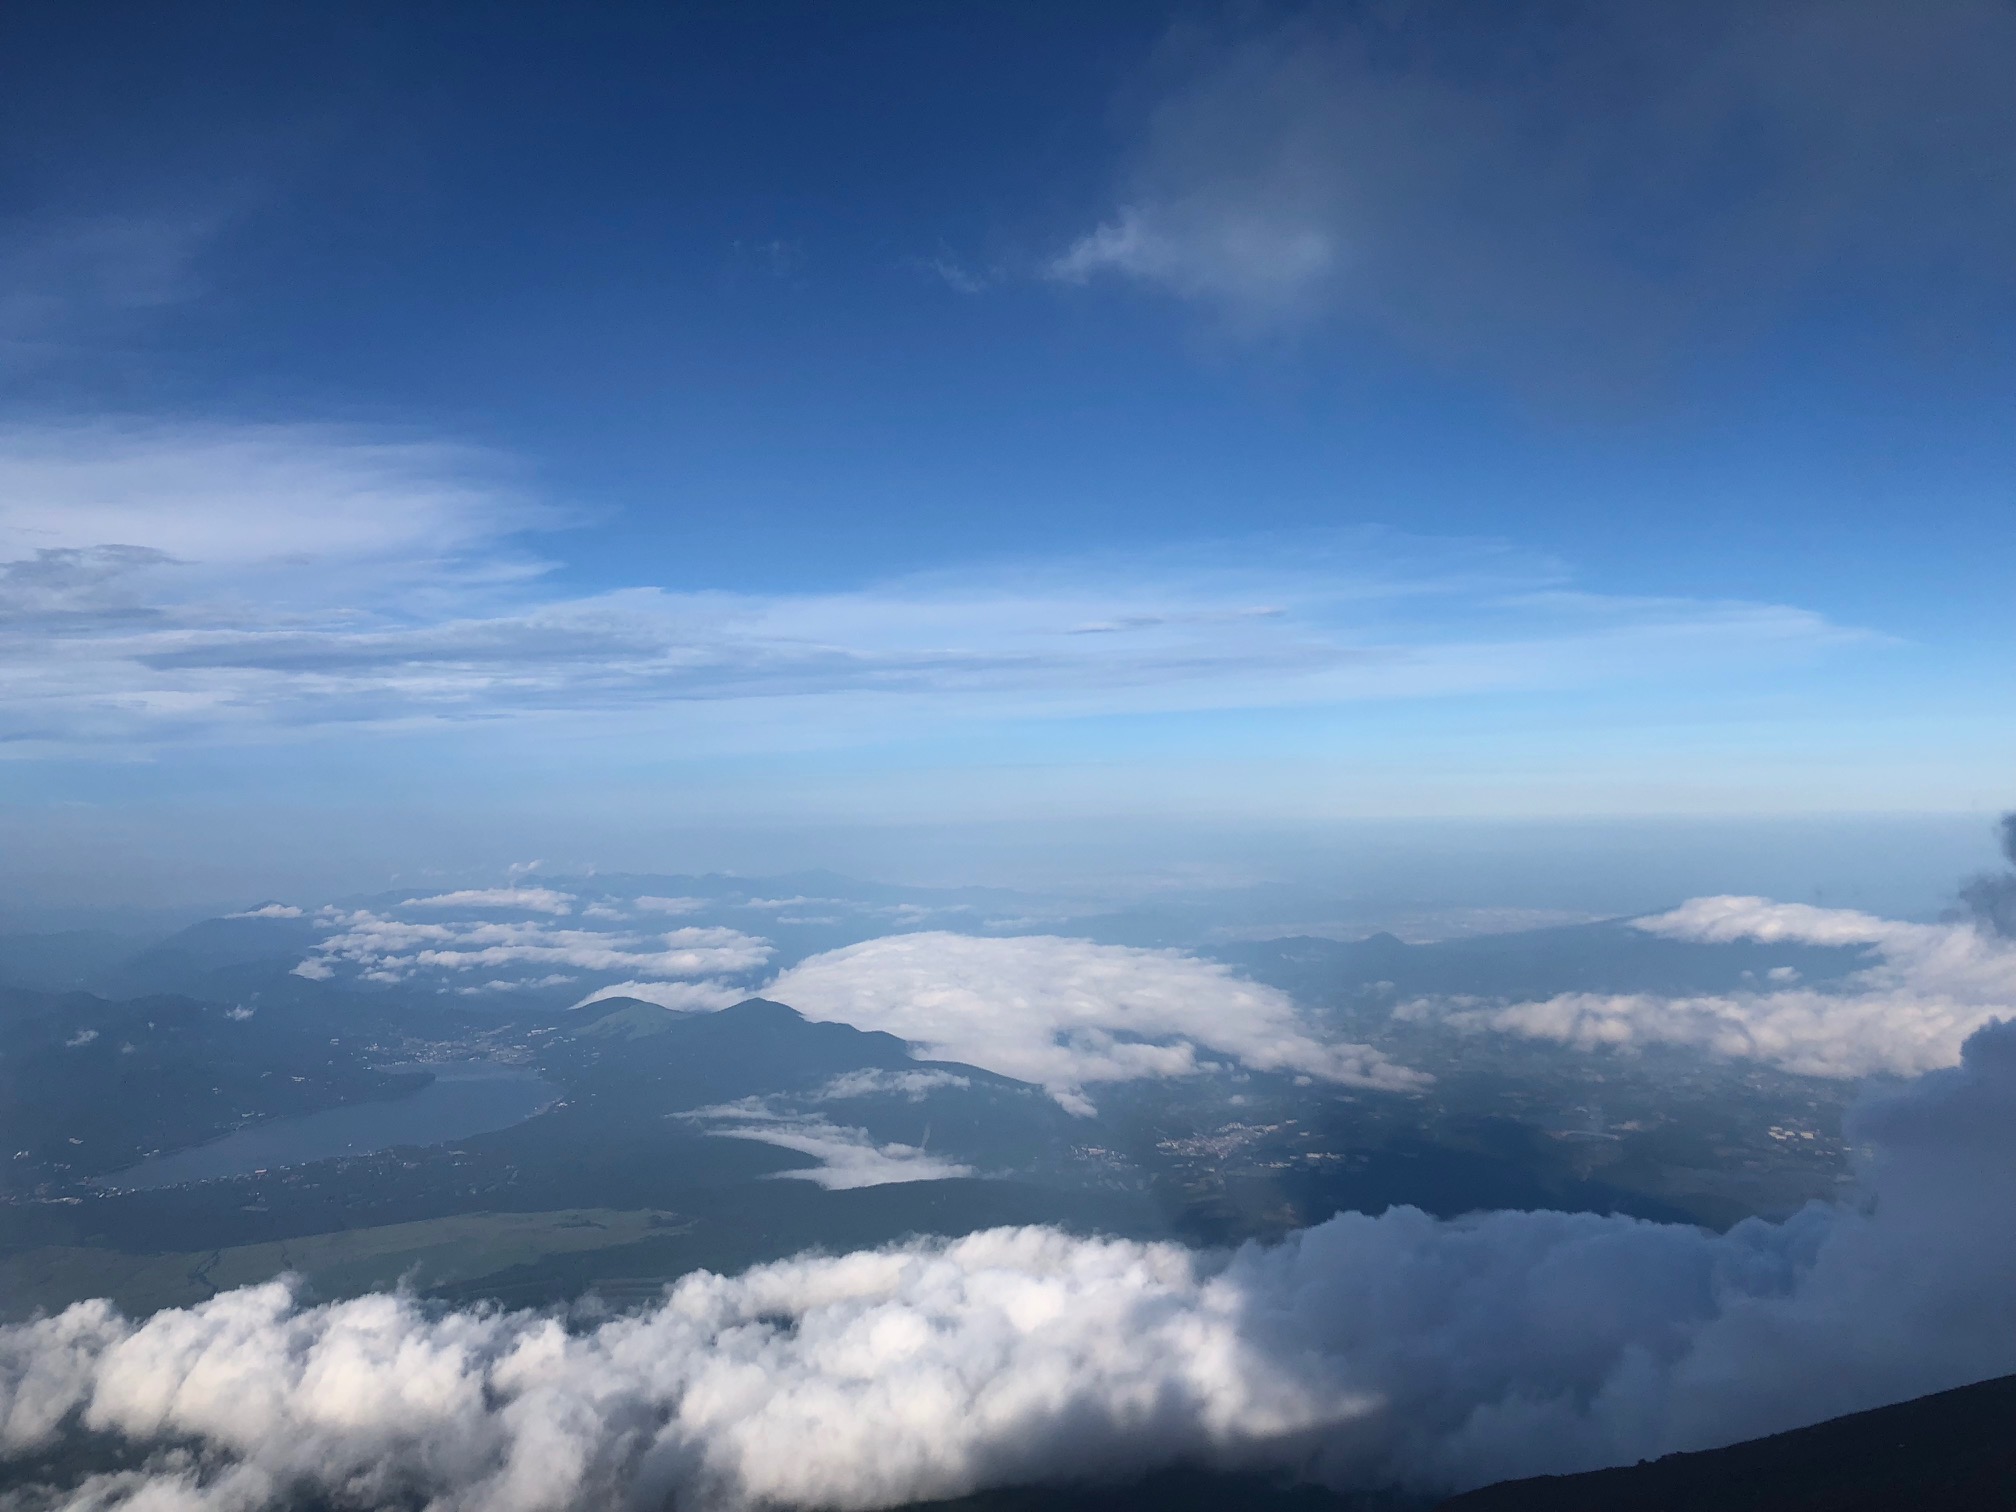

{"left": 902, "top": 1468, "right": 1377, "bottom": 1511}
{"left": 1436, "top": 1372, "right": 2016, "bottom": 1512}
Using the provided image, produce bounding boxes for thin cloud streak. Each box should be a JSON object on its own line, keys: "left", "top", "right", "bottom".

{"left": 1051, "top": 1, "right": 2016, "bottom": 387}
{"left": 296, "top": 913, "right": 771, "bottom": 988}
{"left": 680, "top": 1100, "right": 977, "bottom": 1190}
{"left": 0, "top": 422, "right": 1873, "bottom": 754}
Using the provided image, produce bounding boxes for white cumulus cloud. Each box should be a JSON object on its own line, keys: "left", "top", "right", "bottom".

{"left": 1402, "top": 896, "right": 2016, "bottom": 1079}
{"left": 2, "top": 1021, "right": 2012, "bottom": 1510}
{"left": 767, "top": 932, "right": 1423, "bottom": 1114}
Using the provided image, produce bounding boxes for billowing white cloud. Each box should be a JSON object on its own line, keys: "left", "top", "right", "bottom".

{"left": 1639, "top": 895, "right": 1908, "bottom": 948}
{"left": 1403, "top": 897, "right": 2016, "bottom": 1079}
{"left": 0, "top": 423, "right": 1867, "bottom": 753}
{"left": 223, "top": 903, "right": 302, "bottom": 919}
{"left": 406, "top": 887, "right": 575, "bottom": 915}
{"left": 681, "top": 1101, "right": 976, "bottom": 1190}
{"left": 3, "top": 1022, "right": 2013, "bottom": 1510}
{"left": 767, "top": 932, "right": 1424, "bottom": 1114}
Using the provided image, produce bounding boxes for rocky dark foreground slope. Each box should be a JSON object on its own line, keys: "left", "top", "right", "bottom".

{"left": 1436, "top": 1371, "right": 2016, "bottom": 1512}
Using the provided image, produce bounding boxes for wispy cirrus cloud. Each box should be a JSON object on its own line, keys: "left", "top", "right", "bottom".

{"left": 1051, "top": 2, "right": 2016, "bottom": 385}
{"left": 0, "top": 421, "right": 1873, "bottom": 754}
{"left": 0, "top": 214, "right": 222, "bottom": 370}
{"left": 676, "top": 1067, "right": 986, "bottom": 1189}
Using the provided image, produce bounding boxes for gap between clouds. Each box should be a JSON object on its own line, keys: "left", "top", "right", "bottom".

{"left": 0, "top": 422, "right": 1872, "bottom": 752}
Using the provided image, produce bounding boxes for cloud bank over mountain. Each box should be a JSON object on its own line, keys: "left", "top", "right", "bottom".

{"left": 294, "top": 911, "right": 770, "bottom": 995}
{"left": 1405, "top": 897, "right": 2016, "bottom": 1078}
{"left": 768, "top": 932, "right": 1423, "bottom": 1113}
{"left": 3, "top": 1020, "right": 2011, "bottom": 1511}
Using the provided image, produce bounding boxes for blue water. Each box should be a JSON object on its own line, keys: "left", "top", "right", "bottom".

{"left": 103, "top": 1061, "right": 558, "bottom": 1190}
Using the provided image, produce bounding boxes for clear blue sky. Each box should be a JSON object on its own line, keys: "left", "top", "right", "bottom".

{"left": 2, "top": 1, "right": 2012, "bottom": 904}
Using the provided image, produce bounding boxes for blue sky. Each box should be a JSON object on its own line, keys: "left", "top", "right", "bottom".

{"left": 3, "top": 1, "right": 2013, "bottom": 906}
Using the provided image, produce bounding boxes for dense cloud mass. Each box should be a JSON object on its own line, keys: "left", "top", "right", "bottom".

{"left": 1957, "top": 813, "right": 2016, "bottom": 937}
{"left": 1404, "top": 896, "right": 2016, "bottom": 1078}
{"left": 2, "top": 1021, "right": 2011, "bottom": 1511}
{"left": 767, "top": 932, "right": 1423, "bottom": 1113}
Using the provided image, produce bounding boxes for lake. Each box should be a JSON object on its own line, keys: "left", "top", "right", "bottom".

{"left": 102, "top": 1061, "right": 559, "bottom": 1190}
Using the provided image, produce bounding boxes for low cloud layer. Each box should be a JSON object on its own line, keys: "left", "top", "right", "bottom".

{"left": 3, "top": 1021, "right": 2012, "bottom": 1511}
{"left": 294, "top": 909, "right": 771, "bottom": 990}
{"left": 1, "top": 422, "right": 1866, "bottom": 753}
{"left": 767, "top": 932, "right": 1422, "bottom": 1114}
{"left": 677, "top": 1070, "right": 985, "bottom": 1190}
{"left": 1403, "top": 896, "right": 2016, "bottom": 1078}
{"left": 680, "top": 1100, "right": 976, "bottom": 1191}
